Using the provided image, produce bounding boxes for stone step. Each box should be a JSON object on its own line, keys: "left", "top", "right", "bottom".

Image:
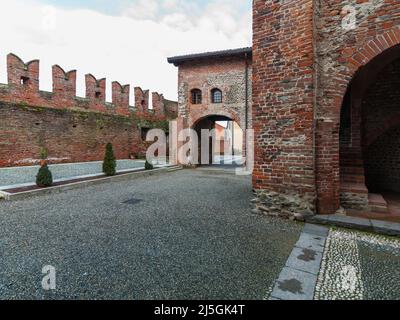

{"left": 341, "top": 173, "right": 365, "bottom": 184}
{"left": 368, "top": 193, "right": 389, "bottom": 213}
{"left": 340, "top": 182, "right": 369, "bottom": 194}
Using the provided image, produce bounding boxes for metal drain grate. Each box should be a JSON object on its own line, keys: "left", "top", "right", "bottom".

{"left": 123, "top": 198, "right": 143, "bottom": 205}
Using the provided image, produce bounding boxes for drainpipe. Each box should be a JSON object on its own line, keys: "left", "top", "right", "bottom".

{"left": 244, "top": 52, "right": 249, "bottom": 158}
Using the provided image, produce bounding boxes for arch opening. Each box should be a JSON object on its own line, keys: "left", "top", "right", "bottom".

{"left": 339, "top": 44, "right": 400, "bottom": 218}
{"left": 192, "top": 115, "right": 244, "bottom": 167}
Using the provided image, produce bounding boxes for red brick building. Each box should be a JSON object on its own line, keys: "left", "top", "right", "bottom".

{"left": 252, "top": 0, "right": 400, "bottom": 218}
{"left": 168, "top": 48, "right": 252, "bottom": 164}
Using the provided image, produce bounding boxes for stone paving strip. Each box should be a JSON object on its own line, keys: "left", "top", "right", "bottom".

{"left": 0, "top": 160, "right": 147, "bottom": 189}
{"left": 270, "top": 225, "right": 400, "bottom": 300}
{"left": 269, "top": 224, "right": 329, "bottom": 300}
{"left": 307, "top": 214, "right": 400, "bottom": 237}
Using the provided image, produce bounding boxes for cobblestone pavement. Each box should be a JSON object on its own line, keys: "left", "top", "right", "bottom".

{"left": 0, "top": 160, "right": 145, "bottom": 188}
{"left": 269, "top": 225, "right": 400, "bottom": 300}
{"left": 315, "top": 228, "right": 400, "bottom": 300}
{"left": 0, "top": 169, "right": 302, "bottom": 299}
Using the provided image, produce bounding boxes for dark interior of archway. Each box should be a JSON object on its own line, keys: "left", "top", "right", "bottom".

{"left": 363, "top": 58, "right": 400, "bottom": 193}
{"left": 340, "top": 46, "right": 400, "bottom": 200}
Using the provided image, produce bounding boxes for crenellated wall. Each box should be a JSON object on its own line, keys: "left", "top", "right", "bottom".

{"left": 0, "top": 53, "right": 178, "bottom": 167}
{"left": 0, "top": 53, "right": 175, "bottom": 117}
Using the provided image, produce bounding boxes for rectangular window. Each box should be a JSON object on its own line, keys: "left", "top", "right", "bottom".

{"left": 191, "top": 90, "right": 202, "bottom": 104}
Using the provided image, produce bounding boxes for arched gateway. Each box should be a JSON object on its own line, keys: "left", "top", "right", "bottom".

{"left": 168, "top": 48, "right": 252, "bottom": 166}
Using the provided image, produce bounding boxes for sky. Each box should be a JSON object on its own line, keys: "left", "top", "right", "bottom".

{"left": 0, "top": 0, "right": 252, "bottom": 102}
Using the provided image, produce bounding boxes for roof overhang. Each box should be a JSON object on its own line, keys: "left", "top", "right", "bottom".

{"left": 167, "top": 47, "right": 252, "bottom": 66}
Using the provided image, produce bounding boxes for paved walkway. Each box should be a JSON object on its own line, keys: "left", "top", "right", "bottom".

{"left": 0, "top": 160, "right": 146, "bottom": 189}
{"left": 0, "top": 169, "right": 302, "bottom": 299}
{"left": 269, "top": 224, "right": 400, "bottom": 300}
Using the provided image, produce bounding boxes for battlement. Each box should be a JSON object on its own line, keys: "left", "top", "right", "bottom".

{"left": 112, "top": 82, "right": 130, "bottom": 116}
{"left": 152, "top": 92, "right": 165, "bottom": 116}
{"left": 134, "top": 86, "right": 149, "bottom": 113}
{"left": 0, "top": 53, "right": 176, "bottom": 118}
{"left": 52, "top": 65, "right": 77, "bottom": 99}
{"left": 7, "top": 53, "right": 40, "bottom": 91}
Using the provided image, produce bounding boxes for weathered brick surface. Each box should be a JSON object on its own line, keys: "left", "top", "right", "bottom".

{"left": 177, "top": 56, "right": 252, "bottom": 131}
{"left": 252, "top": 0, "right": 316, "bottom": 218}
{"left": 0, "top": 53, "right": 177, "bottom": 167}
{"left": 134, "top": 87, "right": 150, "bottom": 114}
{"left": 253, "top": 0, "right": 400, "bottom": 217}
{"left": 0, "top": 102, "right": 137, "bottom": 167}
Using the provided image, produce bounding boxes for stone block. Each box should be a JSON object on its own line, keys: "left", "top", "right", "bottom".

{"left": 271, "top": 267, "right": 317, "bottom": 300}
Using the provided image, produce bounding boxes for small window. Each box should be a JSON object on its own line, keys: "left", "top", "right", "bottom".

{"left": 20, "top": 76, "right": 29, "bottom": 85}
{"left": 95, "top": 91, "right": 102, "bottom": 99}
{"left": 191, "top": 89, "right": 202, "bottom": 104}
{"left": 211, "top": 89, "right": 222, "bottom": 104}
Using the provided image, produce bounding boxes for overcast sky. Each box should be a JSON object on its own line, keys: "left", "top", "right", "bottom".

{"left": 0, "top": 0, "right": 252, "bottom": 102}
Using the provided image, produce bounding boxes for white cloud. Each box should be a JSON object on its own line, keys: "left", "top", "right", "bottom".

{"left": 124, "top": 0, "right": 159, "bottom": 20}
{"left": 162, "top": 13, "right": 193, "bottom": 32}
{"left": 0, "top": 0, "right": 251, "bottom": 101}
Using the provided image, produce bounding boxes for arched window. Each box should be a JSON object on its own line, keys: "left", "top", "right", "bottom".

{"left": 211, "top": 88, "right": 222, "bottom": 104}
{"left": 191, "top": 89, "right": 202, "bottom": 104}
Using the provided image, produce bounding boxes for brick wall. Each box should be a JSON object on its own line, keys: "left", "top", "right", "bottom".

{"left": 0, "top": 53, "right": 177, "bottom": 167}
{"left": 177, "top": 55, "right": 252, "bottom": 131}
{"left": 252, "top": 0, "right": 316, "bottom": 219}
{"left": 0, "top": 102, "right": 137, "bottom": 167}
{"left": 252, "top": 0, "right": 400, "bottom": 217}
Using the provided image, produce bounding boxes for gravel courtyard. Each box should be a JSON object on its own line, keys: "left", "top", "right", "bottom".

{"left": 0, "top": 169, "right": 302, "bottom": 300}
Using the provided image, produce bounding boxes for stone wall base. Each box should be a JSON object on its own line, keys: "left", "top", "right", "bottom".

{"left": 252, "top": 190, "right": 316, "bottom": 221}
{"left": 340, "top": 192, "right": 369, "bottom": 211}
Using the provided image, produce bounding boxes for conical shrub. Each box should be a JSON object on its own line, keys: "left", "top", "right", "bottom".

{"left": 36, "top": 164, "right": 53, "bottom": 187}
{"left": 145, "top": 160, "right": 154, "bottom": 171}
{"left": 103, "top": 143, "right": 117, "bottom": 176}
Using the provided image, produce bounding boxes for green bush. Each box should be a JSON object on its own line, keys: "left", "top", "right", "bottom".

{"left": 103, "top": 143, "right": 117, "bottom": 176}
{"left": 36, "top": 164, "right": 53, "bottom": 187}
{"left": 145, "top": 160, "right": 154, "bottom": 171}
